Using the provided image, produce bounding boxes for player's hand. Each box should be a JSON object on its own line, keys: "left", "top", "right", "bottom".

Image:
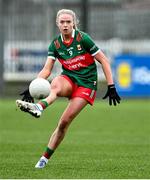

{"left": 20, "top": 89, "right": 34, "bottom": 103}
{"left": 103, "top": 84, "right": 121, "bottom": 106}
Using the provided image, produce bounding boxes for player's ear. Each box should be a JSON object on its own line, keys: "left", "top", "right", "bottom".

{"left": 73, "top": 22, "right": 77, "bottom": 29}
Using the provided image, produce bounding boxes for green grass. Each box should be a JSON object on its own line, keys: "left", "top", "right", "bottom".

{"left": 0, "top": 99, "right": 150, "bottom": 179}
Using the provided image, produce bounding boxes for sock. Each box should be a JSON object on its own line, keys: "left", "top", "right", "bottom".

{"left": 38, "top": 100, "right": 49, "bottom": 110}
{"left": 43, "top": 147, "right": 54, "bottom": 159}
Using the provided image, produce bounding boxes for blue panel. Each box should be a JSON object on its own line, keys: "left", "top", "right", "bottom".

{"left": 114, "top": 54, "right": 150, "bottom": 97}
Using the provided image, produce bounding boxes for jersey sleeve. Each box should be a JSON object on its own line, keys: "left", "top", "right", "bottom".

{"left": 81, "top": 33, "right": 100, "bottom": 56}
{"left": 47, "top": 41, "right": 57, "bottom": 60}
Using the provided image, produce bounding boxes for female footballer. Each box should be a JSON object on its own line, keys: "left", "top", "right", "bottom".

{"left": 16, "top": 9, "right": 121, "bottom": 168}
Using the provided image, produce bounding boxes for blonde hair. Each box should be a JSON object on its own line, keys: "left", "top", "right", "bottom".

{"left": 56, "top": 9, "right": 79, "bottom": 29}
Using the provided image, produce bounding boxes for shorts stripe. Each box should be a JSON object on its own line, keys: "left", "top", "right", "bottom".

{"left": 90, "top": 89, "right": 95, "bottom": 98}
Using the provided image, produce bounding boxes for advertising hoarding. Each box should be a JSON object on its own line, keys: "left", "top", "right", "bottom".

{"left": 114, "top": 54, "right": 150, "bottom": 97}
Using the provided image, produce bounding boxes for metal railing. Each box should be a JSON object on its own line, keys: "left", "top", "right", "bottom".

{"left": 1, "top": 0, "right": 150, "bottom": 82}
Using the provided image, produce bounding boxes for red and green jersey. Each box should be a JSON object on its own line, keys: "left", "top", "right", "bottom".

{"left": 48, "top": 29, "right": 100, "bottom": 90}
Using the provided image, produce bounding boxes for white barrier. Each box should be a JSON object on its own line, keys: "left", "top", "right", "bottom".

{"left": 4, "top": 39, "right": 150, "bottom": 81}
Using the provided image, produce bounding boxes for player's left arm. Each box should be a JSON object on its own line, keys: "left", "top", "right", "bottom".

{"left": 95, "top": 51, "right": 114, "bottom": 85}
{"left": 95, "top": 51, "right": 121, "bottom": 106}
{"left": 81, "top": 32, "right": 121, "bottom": 105}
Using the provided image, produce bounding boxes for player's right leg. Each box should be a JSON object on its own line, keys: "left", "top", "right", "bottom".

{"left": 44, "top": 75, "right": 73, "bottom": 105}
{"left": 16, "top": 100, "right": 42, "bottom": 118}
{"left": 16, "top": 75, "right": 73, "bottom": 118}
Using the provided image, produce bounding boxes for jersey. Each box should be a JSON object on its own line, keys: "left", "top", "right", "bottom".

{"left": 48, "top": 29, "right": 100, "bottom": 90}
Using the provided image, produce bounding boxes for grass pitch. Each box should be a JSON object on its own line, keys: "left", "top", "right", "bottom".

{"left": 0, "top": 98, "right": 150, "bottom": 179}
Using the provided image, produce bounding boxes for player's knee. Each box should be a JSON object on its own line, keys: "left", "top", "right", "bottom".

{"left": 51, "top": 76, "right": 72, "bottom": 97}
{"left": 67, "top": 111, "right": 76, "bottom": 121}
{"left": 58, "top": 114, "right": 75, "bottom": 132}
{"left": 51, "top": 81, "right": 62, "bottom": 95}
{"left": 58, "top": 120, "right": 70, "bottom": 133}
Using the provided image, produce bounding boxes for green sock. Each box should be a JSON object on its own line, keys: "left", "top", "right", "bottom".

{"left": 43, "top": 147, "right": 54, "bottom": 159}
{"left": 38, "top": 100, "right": 49, "bottom": 109}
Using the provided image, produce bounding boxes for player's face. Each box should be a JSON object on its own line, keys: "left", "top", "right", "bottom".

{"left": 57, "top": 13, "right": 74, "bottom": 36}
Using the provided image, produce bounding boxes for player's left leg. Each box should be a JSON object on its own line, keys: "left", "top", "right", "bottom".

{"left": 48, "top": 97, "right": 88, "bottom": 150}
{"left": 35, "top": 97, "right": 88, "bottom": 168}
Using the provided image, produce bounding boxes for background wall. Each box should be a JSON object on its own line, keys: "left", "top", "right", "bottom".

{"left": 0, "top": 0, "right": 150, "bottom": 97}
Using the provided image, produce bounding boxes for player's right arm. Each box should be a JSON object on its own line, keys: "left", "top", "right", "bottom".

{"left": 19, "top": 57, "right": 55, "bottom": 102}
{"left": 38, "top": 40, "right": 57, "bottom": 79}
{"left": 19, "top": 40, "right": 57, "bottom": 102}
{"left": 37, "top": 58, "right": 55, "bottom": 79}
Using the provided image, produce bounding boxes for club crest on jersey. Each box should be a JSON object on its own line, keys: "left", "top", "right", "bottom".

{"left": 77, "top": 44, "right": 82, "bottom": 51}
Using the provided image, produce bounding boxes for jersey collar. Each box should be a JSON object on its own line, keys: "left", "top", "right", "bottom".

{"left": 61, "top": 29, "right": 75, "bottom": 46}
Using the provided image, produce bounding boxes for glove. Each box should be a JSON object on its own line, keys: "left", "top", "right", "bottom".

{"left": 103, "top": 84, "right": 121, "bottom": 106}
{"left": 20, "top": 89, "right": 34, "bottom": 103}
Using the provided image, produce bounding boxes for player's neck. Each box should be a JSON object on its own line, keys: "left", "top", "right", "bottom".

{"left": 61, "top": 29, "right": 75, "bottom": 43}
{"left": 63, "top": 34, "right": 72, "bottom": 43}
